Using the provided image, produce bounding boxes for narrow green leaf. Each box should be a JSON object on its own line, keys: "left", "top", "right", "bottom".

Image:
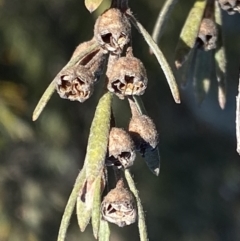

{"left": 98, "top": 219, "right": 110, "bottom": 241}
{"left": 91, "top": 174, "right": 102, "bottom": 239}
{"left": 175, "top": 0, "right": 207, "bottom": 68}
{"left": 57, "top": 167, "right": 86, "bottom": 241}
{"left": 76, "top": 168, "right": 92, "bottom": 232}
{"left": 151, "top": 0, "right": 179, "bottom": 49}
{"left": 125, "top": 170, "right": 148, "bottom": 241}
{"left": 177, "top": 47, "right": 198, "bottom": 88}
{"left": 193, "top": 49, "right": 213, "bottom": 105}
{"left": 132, "top": 96, "right": 160, "bottom": 176}
{"left": 32, "top": 41, "right": 99, "bottom": 121}
{"left": 85, "top": 0, "right": 103, "bottom": 13}
{"left": 32, "top": 80, "right": 55, "bottom": 121}
{"left": 85, "top": 92, "right": 112, "bottom": 205}
{"left": 127, "top": 10, "right": 180, "bottom": 104}
{"left": 215, "top": 1, "right": 227, "bottom": 109}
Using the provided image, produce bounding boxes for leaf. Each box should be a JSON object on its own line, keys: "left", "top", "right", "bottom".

{"left": 85, "top": 91, "right": 112, "bottom": 207}
{"left": 32, "top": 41, "right": 99, "bottom": 121}
{"left": 57, "top": 167, "right": 86, "bottom": 241}
{"left": 215, "top": 1, "right": 227, "bottom": 109}
{"left": 144, "top": 148, "right": 160, "bottom": 176}
{"left": 76, "top": 169, "right": 92, "bottom": 232}
{"left": 126, "top": 10, "right": 180, "bottom": 104}
{"left": 151, "top": 0, "right": 179, "bottom": 52}
{"left": 0, "top": 99, "right": 34, "bottom": 141}
{"left": 98, "top": 219, "right": 110, "bottom": 241}
{"left": 85, "top": 0, "right": 103, "bottom": 13}
{"left": 193, "top": 49, "right": 213, "bottom": 106}
{"left": 32, "top": 80, "right": 55, "bottom": 121}
{"left": 91, "top": 173, "right": 102, "bottom": 238}
{"left": 125, "top": 170, "right": 148, "bottom": 241}
{"left": 175, "top": 0, "right": 207, "bottom": 68}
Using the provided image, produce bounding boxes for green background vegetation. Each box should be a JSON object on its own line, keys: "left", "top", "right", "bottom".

{"left": 0, "top": 0, "right": 240, "bottom": 240}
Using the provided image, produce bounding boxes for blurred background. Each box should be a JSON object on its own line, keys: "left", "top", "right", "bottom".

{"left": 0, "top": 0, "right": 240, "bottom": 241}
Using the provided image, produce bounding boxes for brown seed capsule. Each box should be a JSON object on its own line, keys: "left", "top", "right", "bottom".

{"left": 218, "top": 0, "right": 240, "bottom": 14}
{"left": 128, "top": 114, "right": 158, "bottom": 156}
{"left": 197, "top": 18, "right": 217, "bottom": 51}
{"left": 106, "top": 127, "right": 136, "bottom": 169}
{"left": 101, "top": 179, "right": 137, "bottom": 227}
{"left": 56, "top": 66, "right": 94, "bottom": 102}
{"left": 107, "top": 56, "right": 147, "bottom": 99}
{"left": 94, "top": 8, "right": 131, "bottom": 54}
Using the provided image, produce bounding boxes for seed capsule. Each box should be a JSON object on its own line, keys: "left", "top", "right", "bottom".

{"left": 101, "top": 179, "right": 137, "bottom": 227}
{"left": 56, "top": 66, "right": 94, "bottom": 102}
{"left": 106, "top": 127, "right": 136, "bottom": 169}
{"left": 128, "top": 114, "right": 158, "bottom": 156}
{"left": 218, "top": 0, "right": 240, "bottom": 14}
{"left": 197, "top": 18, "right": 217, "bottom": 51}
{"left": 94, "top": 8, "right": 131, "bottom": 54}
{"left": 107, "top": 56, "right": 147, "bottom": 99}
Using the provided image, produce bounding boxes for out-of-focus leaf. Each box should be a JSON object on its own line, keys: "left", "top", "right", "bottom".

{"left": 0, "top": 99, "right": 33, "bottom": 141}
{"left": 215, "top": 1, "right": 227, "bottom": 109}
{"left": 193, "top": 49, "right": 213, "bottom": 105}
{"left": 85, "top": 0, "right": 104, "bottom": 13}
{"left": 236, "top": 69, "right": 240, "bottom": 154}
{"left": 175, "top": 0, "right": 207, "bottom": 68}
{"left": 0, "top": 81, "right": 27, "bottom": 113}
{"left": 127, "top": 10, "right": 180, "bottom": 104}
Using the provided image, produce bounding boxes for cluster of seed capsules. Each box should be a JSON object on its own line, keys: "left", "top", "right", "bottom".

{"left": 55, "top": 6, "right": 158, "bottom": 227}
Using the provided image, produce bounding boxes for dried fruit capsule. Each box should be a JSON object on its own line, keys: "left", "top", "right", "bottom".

{"left": 218, "top": 0, "right": 240, "bottom": 14}
{"left": 56, "top": 66, "right": 94, "bottom": 102}
{"left": 94, "top": 8, "right": 131, "bottom": 54}
{"left": 197, "top": 18, "right": 217, "bottom": 51}
{"left": 106, "top": 127, "right": 136, "bottom": 169}
{"left": 128, "top": 114, "right": 158, "bottom": 156}
{"left": 101, "top": 179, "right": 137, "bottom": 227}
{"left": 107, "top": 56, "right": 148, "bottom": 99}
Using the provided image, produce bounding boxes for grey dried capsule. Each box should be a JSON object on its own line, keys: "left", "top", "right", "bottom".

{"left": 197, "top": 18, "right": 217, "bottom": 51}
{"left": 101, "top": 179, "right": 137, "bottom": 227}
{"left": 94, "top": 8, "right": 131, "bottom": 54}
{"left": 106, "top": 127, "right": 136, "bottom": 169}
{"left": 128, "top": 114, "right": 158, "bottom": 156}
{"left": 56, "top": 66, "right": 94, "bottom": 102}
{"left": 218, "top": 0, "right": 240, "bottom": 14}
{"left": 107, "top": 56, "right": 147, "bottom": 99}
